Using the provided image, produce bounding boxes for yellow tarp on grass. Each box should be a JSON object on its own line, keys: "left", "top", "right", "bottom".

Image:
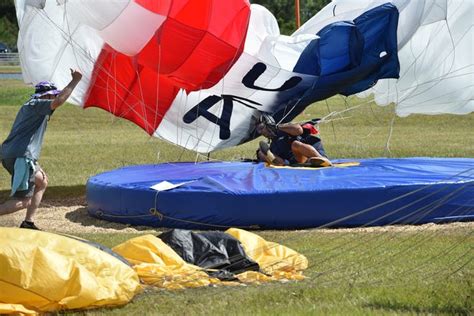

{"left": 0, "top": 228, "right": 142, "bottom": 314}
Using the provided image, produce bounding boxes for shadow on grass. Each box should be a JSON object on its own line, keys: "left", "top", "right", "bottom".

{"left": 65, "top": 206, "right": 157, "bottom": 232}
{"left": 0, "top": 185, "right": 86, "bottom": 206}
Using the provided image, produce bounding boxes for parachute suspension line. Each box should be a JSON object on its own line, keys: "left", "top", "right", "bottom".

{"left": 53, "top": 6, "right": 75, "bottom": 81}
{"left": 63, "top": 3, "right": 90, "bottom": 84}
{"left": 213, "top": 173, "right": 474, "bottom": 265}
{"left": 135, "top": 65, "right": 151, "bottom": 132}
{"left": 262, "top": 66, "right": 474, "bottom": 284}
{"left": 210, "top": 11, "right": 251, "bottom": 154}
{"left": 446, "top": 253, "right": 474, "bottom": 278}
{"left": 274, "top": 66, "right": 324, "bottom": 125}
{"left": 96, "top": 3, "right": 470, "bottom": 292}
{"left": 176, "top": 138, "right": 190, "bottom": 162}
{"left": 342, "top": 95, "right": 350, "bottom": 111}
{"left": 383, "top": 113, "right": 396, "bottom": 157}
{"left": 369, "top": 236, "right": 474, "bottom": 288}
{"left": 319, "top": 98, "right": 362, "bottom": 123}
{"left": 313, "top": 202, "right": 468, "bottom": 274}
{"left": 152, "top": 42, "right": 163, "bottom": 151}
{"left": 323, "top": 98, "right": 338, "bottom": 143}
{"left": 408, "top": 21, "right": 444, "bottom": 97}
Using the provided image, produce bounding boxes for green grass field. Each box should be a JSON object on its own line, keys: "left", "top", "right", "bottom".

{"left": 0, "top": 79, "right": 473, "bottom": 315}
{"left": 0, "top": 65, "right": 21, "bottom": 73}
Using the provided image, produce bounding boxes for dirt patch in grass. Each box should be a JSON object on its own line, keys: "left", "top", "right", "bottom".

{"left": 1, "top": 197, "right": 472, "bottom": 234}
{"left": 0, "top": 196, "right": 158, "bottom": 234}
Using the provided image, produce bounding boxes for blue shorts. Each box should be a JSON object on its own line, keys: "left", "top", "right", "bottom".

{"left": 1, "top": 158, "right": 38, "bottom": 199}
{"left": 271, "top": 137, "right": 328, "bottom": 165}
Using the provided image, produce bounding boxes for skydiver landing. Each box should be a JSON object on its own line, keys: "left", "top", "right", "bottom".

{"left": 256, "top": 114, "right": 332, "bottom": 168}
{"left": 0, "top": 69, "right": 82, "bottom": 230}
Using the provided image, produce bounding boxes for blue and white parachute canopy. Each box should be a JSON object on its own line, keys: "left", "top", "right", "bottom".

{"left": 15, "top": 0, "right": 473, "bottom": 152}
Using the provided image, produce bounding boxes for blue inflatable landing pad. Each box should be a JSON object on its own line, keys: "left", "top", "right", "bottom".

{"left": 86, "top": 158, "right": 474, "bottom": 229}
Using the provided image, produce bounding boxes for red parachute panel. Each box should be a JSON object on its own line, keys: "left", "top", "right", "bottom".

{"left": 84, "top": 47, "right": 179, "bottom": 135}
{"left": 137, "top": 0, "right": 250, "bottom": 90}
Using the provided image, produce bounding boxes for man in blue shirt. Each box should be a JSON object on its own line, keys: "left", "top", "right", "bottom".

{"left": 0, "top": 69, "right": 82, "bottom": 230}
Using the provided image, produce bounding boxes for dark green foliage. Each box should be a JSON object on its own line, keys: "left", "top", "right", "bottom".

{"left": 252, "top": 0, "right": 330, "bottom": 34}
{"left": 0, "top": 0, "right": 17, "bottom": 50}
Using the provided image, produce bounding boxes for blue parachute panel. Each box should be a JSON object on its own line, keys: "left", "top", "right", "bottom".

{"left": 280, "top": 4, "right": 400, "bottom": 123}
{"left": 86, "top": 158, "right": 474, "bottom": 229}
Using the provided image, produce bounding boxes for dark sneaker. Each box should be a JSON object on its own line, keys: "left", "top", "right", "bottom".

{"left": 20, "top": 221, "right": 41, "bottom": 230}
{"left": 308, "top": 157, "right": 332, "bottom": 168}
{"left": 259, "top": 141, "right": 276, "bottom": 164}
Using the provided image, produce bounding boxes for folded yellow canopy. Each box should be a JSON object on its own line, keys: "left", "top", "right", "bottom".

{"left": 0, "top": 228, "right": 141, "bottom": 314}
{"left": 112, "top": 228, "right": 308, "bottom": 289}
{"left": 227, "top": 228, "right": 308, "bottom": 282}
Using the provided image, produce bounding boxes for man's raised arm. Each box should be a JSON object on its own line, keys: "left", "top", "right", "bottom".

{"left": 51, "top": 69, "right": 82, "bottom": 110}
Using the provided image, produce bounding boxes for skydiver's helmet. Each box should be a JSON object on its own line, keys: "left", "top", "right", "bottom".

{"left": 259, "top": 113, "right": 276, "bottom": 127}
{"left": 257, "top": 113, "right": 278, "bottom": 138}
{"left": 31, "top": 81, "right": 62, "bottom": 98}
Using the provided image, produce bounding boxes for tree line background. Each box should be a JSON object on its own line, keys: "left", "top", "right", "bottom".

{"left": 0, "top": 0, "right": 330, "bottom": 51}
{"left": 252, "top": 0, "right": 330, "bottom": 34}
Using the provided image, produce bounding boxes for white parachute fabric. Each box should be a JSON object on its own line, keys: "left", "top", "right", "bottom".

{"left": 356, "top": 0, "right": 473, "bottom": 116}
{"left": 15, "top": 0, "right": 104, "bottom": 105}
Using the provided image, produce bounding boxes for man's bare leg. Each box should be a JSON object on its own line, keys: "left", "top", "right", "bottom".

{"left": 291, "top": 141, "right": 332, "bottom": 166}
{"left": 25, "top": 169, "right": 48, "bottom": 222}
